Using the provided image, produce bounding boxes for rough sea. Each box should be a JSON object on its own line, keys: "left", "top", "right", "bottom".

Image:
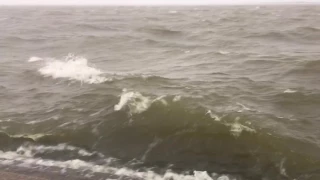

{"left": 0, "top": 5, "right": 320, "bottom": 180}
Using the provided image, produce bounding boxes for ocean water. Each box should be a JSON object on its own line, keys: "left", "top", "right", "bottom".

{"left": 0, "top": 5, "right": 320, "bottom": 180}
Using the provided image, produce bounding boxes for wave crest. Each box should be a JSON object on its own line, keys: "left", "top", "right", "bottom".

{"left": 0, "top": 144, "right": 235, "bottom": 180}
{"left": 114, "top": 89, "right": 168, "bottom": 115}
{"left": 29, "top": 54, "right": 110, "bottom": 84}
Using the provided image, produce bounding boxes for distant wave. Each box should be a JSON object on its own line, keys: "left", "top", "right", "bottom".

{"left": 139, "top": 27, "right": 184, "bottom": 37}
{"left": 302, "top": 60, "right": 320, "bottom": 69}
{"left": 296, "top": 26, "right": 320, "bottom": 33}
{"left": 240, "top": 59, "right": 282, "bottom": 65}
{"left": 245, "top": 31, "right": 293, "bottom": 41}
{"left": 2, "top": 36, "right": 47, "bottom": 43}
{"left": 284, "top": 60, "right": 320, "bottom": 76}
{"left": 246, "top": 25, "right": 320, "bottom": 42}
{"left": 75, "top": 23, "right": 117, "bottom": 31}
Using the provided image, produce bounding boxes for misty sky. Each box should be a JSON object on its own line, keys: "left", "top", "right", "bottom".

{"left": 1, "top": 0, "right": 319, "bottom": 5}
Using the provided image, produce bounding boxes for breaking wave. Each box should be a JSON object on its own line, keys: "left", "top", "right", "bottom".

{"left": 114, "top": 89, "right": 169, "bottom": 114}
{"left": 0, "top": 144, "right": 236, "bottom": 180}
{"left": 28, "top": 54, "right": 110, "bottom": 84}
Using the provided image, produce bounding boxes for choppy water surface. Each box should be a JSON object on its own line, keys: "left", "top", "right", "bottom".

{"left": 0, "top": 5, "right": 320, "bottom": 180}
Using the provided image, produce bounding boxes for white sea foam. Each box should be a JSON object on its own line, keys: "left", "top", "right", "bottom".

{"left": 154, "top": 95, "right": 168, "bottom": 106}
{"left": 284, "top": 89, "right": 297, "bottom": 93}
{"left": 227, "top": 117, "right": 255, "bottom": 137}
{"left": 10, "top": 133, "right": 51, "bottom": 141}
{"left": 169, "top": 10, "right": 178, "bottom": 14}
{"left": 141, "top": 137, "right": 162, "bottom": 161}
{"left": 217, "top": 176, "right": 230, "bottom": 180}
{"left": 114, "top": 89, "right": 167, "bottom": 114}
{"left": 0, "top": 144, "right": 234, "bottom": 180}
{"left": 30, "top": 54, "right": 110, "bottom": 84}
{"left": 206, "top": 110, "right": 221, "bottom": 121}
{"left": 205, "top": 111, "right": 255, "bottom": 137}
{"left": 279, "top": 158, "right": 288, "bottom": 177}
{"left": 0, "top": 119, "right": 12, "bottom": 123}
{"left": 0, "top": 131, "right": 53, "bottom": 141}
{"left": 173, "top": 95, "right": 182, "bottom": 102}
{"left": 114, "top": 89, "right": 152, "bottom": 114}
{"left": 218, "top": 50, "right": 230, "bottom": 55}
{"left": 236, "top": 103, "right": 252, "bottom": 112}
{"left": 16, "top": 143, "right": 103, "bottom": 157}
{"left": 28, "top": 56, "right": 43, "bottom": 62}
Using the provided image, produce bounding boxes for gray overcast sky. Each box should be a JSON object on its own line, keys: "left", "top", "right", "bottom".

{"left": 0, "top": 0, "right": 319, "bottom": 5}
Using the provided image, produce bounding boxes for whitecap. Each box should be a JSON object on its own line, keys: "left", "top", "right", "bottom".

{"left": 169, "top": 10, "right": 178, "bottom": 14}
{"left": 154, "top": 95, "right": 168, "bottom": 106}
{"left": 236, "top": 103, "right": 251, "bottom": 112}
{"left": 10, "top": 133, "right": 51, "bottom": 141}
{"left": 206, "top": 110, "right": 221, "bottom": 121}
{"left": 28, "top": 56, "right": 43, "bottom": 62}
{"left": 0, "top": 131, "right": 53, "bottom": 141}
{"left": 0, "top": 119, "right": 12, "bottom": 123}
{"left": 227, "top": 117, "right": 255, "bottom": 137}
{"left": 284, "top": 89, "right": 297, "bottom": 93}
{"left": 114, "top": 89, "right": 152, "bottom": 114}
{"left": 30, "top": 54, "right": 110, "bottom": 84}
{"left": 173, "top": 95, "right": 181, "bottom": 102}
{"left": 16, "top": 143, "right": 103, "bottom": 157}
{"left": 279, "top": 158, "right": 288, "bottom": 177}
{"left": 114, "top": 90, "right": 171, "bottom": 115}
{"left": 217, "top": 176, "right": 230, "bottom": 180}
{"left": 218, "top": 50, "right": 230, "bottom": 55}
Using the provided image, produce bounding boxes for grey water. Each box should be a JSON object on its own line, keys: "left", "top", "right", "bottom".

{"left": 0, "top": 5, "right": 320, "bottom": 180}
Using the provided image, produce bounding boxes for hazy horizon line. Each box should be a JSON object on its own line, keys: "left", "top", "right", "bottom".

{"left": 1, "top": 2, "right": 320, "bottom": 6}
